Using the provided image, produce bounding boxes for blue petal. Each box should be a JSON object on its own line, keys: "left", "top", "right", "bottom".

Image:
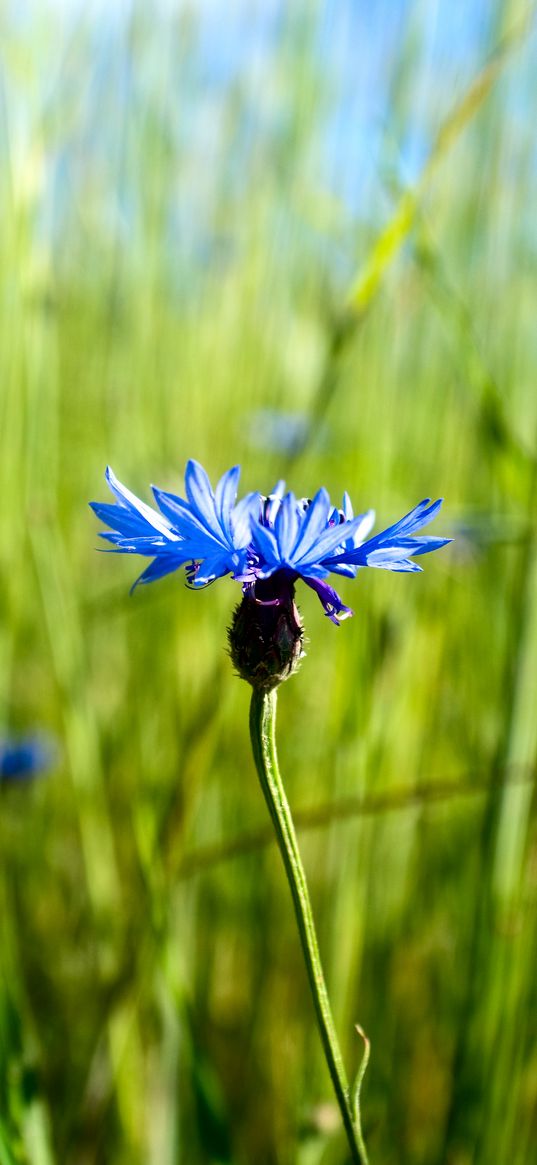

{"left": 152, "top": 488, "right": 224, "bottom": 548}
{"left": 325, "top": 561, "right": 358, "bottom": 578}
{"left": 362, "top": 535, "right": 451, "bottom": 559}
{"left": 104, "top": 466, "right": 177, "bottom": 538}
{"left": 214, "top": 466, "right": 240, "bottom": 537}
{"left": 274, "top": 493, "right": 300, "bottom": 559}
{"left": 297, "top": 511, "right": 378, "bottom": 567}
{"left": 231, "top": 492, "right": 258, "bottom": 547}
{"left": 190, "top": 553, "right": 235, "bottom": 586}
{"left": 374, "top": 498, "right": 442, "bottom": 543}
{"left": 295, "top": 564, "right": 330, "bottom": 580}
{"left": 152, "top": 487, "right": 193, "bottom": 525}
{"left": 329, "top": 500, "right": 449, "bottom": 569}
{"left": 263, "top": 485, "right": 286, "bottom": 527}
{"left": 90, "top": 501, "right": 156, "bottom": 539}
{"left": 342, "top": 492, "right": 353, "bottom": 520}
{"left": 407, "top": 536, "right": 452, "bottom": 555}
{"left": 291, "top": 488, "right": 331, "bottom": 559}
{"left": 365, "top": 552, "right": 423, "bottom": 572}
{"left": 131, "top": 555, "right": 188, "bottom": 590}
{"left": 251, "top": 517, "right": 281, "bottom": 566}
{"left": 99, "top": 533, "right": 171, "bottom": 552}
{"left": 184, "top": 459, "right": 218, "bottom": 532}
{"left": 303, "top": 577, "right": 354, "bottom": 624}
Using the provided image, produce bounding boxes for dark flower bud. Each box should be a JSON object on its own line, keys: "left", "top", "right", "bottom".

{"left": 228, "top": 572, "right": 304, "bottom": 691}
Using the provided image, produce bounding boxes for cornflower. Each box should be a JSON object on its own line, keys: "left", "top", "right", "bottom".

{"left": 91, "top": 457, "right": 451, "bottom": 1165}
{"left": 91, "top": 458, "right": 449, "bottom": 626}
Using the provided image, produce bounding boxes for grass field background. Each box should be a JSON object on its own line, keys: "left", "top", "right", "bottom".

{"left": 1, "top": 2, "right": 536, "bottom": 1163}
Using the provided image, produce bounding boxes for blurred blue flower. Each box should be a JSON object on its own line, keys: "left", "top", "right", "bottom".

{"left": 92, "top": 461, "right": 450, "bottom": 623}
{"left": 247, "top": 409, "right": 310, "bottom": 455}
{"left": 0, "top": 736, "right": 54, "bottom": 784}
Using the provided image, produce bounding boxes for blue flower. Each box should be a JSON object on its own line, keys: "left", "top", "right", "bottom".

{"left": 0, "top": 736, "right": 54, "bottom": 784}
{"left": 90, "top": 461, "right": 256, "bottom": 589}
{"left": 248, "top": 488, "right": 450, "bottom": 623}
{"left": 91, "top": 462, "right": 451, "bottom": 623}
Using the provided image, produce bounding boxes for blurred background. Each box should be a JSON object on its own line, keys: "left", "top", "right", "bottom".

{"left": 1, "top": 1, "right": 536, "bottom": 1162}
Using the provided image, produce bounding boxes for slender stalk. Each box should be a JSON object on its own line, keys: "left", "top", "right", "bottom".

{"left": 249, "top": 688, "right": 366, "bottom": 1164}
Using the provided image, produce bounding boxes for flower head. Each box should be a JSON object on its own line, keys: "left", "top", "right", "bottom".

{"left": 247, "top": 486, "right": 450, "bottom": 622}
{"left": 90, "top": 460, "right": 256, "bottom": 589}
{"left": 91, "top": 460, "right": 450, "bottom": 624}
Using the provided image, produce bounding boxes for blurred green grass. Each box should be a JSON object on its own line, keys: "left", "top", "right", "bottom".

{"left": 1, "top": 2, "right": 536, "bottom": 1164}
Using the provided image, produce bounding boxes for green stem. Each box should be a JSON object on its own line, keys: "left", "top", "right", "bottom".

{"left": 249, "top": 688, "right": 365, "bottom": 1165}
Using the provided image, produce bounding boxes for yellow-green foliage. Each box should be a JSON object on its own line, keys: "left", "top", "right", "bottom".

{"left": 1, "top": 4, "right": 536, "bottom": 1164}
